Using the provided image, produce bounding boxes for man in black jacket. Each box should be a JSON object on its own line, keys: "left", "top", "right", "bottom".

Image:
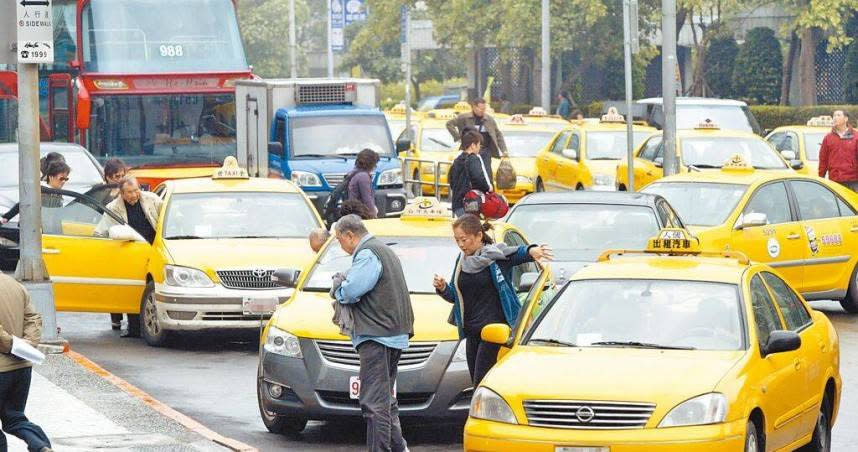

{"left": 446, "top": 98, "right": 509, "bottom": 183}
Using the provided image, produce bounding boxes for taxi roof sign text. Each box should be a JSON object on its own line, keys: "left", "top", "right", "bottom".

{"left": 600, "top": 107, "right": 625, "bottom": 124}
{"left": 721, "top": 154, "right": 754, "bottom": 172}
{"left": 695, "top": 118, "right": 720, "bottom": 130}
{"left": 213, "top": 156, "right": 249, "bottom": 179}
{"left": 401, "top": 197, "right": 449, "bottom": 220}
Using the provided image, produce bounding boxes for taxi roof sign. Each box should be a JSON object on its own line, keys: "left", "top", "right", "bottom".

{"left": 597, "top": 227, "right": 751, "bottom": 264}
{"left": 453, "top": 101, "right": 471, "bottom": 113}
{"left": 600, "top": 107, "right": 625, "bottom": 123}
{"left": 401, "top": 197, "right": 450, "bottom": 221}
{"left": 388, "top": 102, "right": 410, "bottom": 115}
{"left": 807, "top": 115, "right": 834, "bottom": 127}
{"left": 528, "top": 107, "right": 547, "bottom": 116}
{"left": 427, "top": 110, "right": 458, "bottom": 120}
{"left": 695, "top": 118, "right": 720, "bottom": 130}
{"left": 508, "top": 114, "right": 527, "bottom": 125}
{"left": 213, "top": 156, "right": 249, "bottom": 179}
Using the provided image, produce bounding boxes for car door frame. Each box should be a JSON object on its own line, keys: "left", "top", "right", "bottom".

{"left": 540, "top": 130, "right": 571, "bottom": 190}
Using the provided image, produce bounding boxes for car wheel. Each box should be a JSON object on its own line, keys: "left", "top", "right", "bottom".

{"left": 806, "top": 394, "right": 832, "bottom": 451}
{"left": 140, "top": 281, "right": 172, "bottom": 347}
{"left": 536, "top": 178, "right": 545, "bottom": 192}
{"left": 576, "top": 184, "right": 584, "bottom": 191}
{"left": 257, "top": 372, "right": 307, "bottom": 434}
{"left": 745, "top": 420, "right": 761, "bottom": 452}
{"left": 839, "top": 264, "right": 858, "bottom": 313}
{"left": 617, "top": 184, "right": 627, "bottom": 191}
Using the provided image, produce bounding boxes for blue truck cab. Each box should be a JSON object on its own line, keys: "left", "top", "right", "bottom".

{"left": 235, "top": 78, "right": 407, "bottom": 217}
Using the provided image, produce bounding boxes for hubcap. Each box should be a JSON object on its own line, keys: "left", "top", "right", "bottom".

{"left": 746, "top": 432, "right": 757, "bottom": 452}
{"left": 258, "top": 381, "right": 277, "bottom": 420}
{"left": 818, "top": 412, "right": 829, "bottom": 450}
{"left": 144, "top": 293, "right": 160, "bottom": 336}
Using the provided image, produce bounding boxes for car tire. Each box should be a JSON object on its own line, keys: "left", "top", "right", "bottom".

{"left": 617, "top": 184, "right": 627, "bottom": 191}
{"left": 257, "top": 371, "right": 307, "bottom": 434}
{"left": 806, "top": 393, "right": 832, "bottom": 451}
{"left": 536, "top": 178, "right": 545, "bottom": 192}
{"left": 576, "top": 184, "right": 584, "bottom": 191}
{"left": 745, "top": 420, "right": 761, "bottom": 452}
{"left": 839, "top": 264, "right": 858, "bottom": 313}
{"left": 140, "top": 281, "right": 172, "bottom": 347}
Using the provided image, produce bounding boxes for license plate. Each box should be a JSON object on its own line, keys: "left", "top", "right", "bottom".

{"left": 348, "top": 376, "right": 397, "bottom": 400}
{"left": 242, "top": 296, "right": 279, "bottom": 315}
{"left": 555, "top": 448, "right": 609, "bottom": 452}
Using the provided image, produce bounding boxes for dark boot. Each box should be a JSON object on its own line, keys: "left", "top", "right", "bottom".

{"left": 121, "top": 314, "right": 141, "bottom": 338}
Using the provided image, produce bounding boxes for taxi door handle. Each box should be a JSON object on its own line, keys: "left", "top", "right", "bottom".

{"left": 850, "top": 225, "right": 858, "bottom": 233}
{"left": 787, "top": 233, "right": 802, "bottom": 240}
{"left": 819, "top": 341, "right": 827, "bottom": 352}
{"left": 41, "top": 248, "right": 60, "bottom": 255}
{"left": 794, "top": 359, "right": 802, "bottom": 370}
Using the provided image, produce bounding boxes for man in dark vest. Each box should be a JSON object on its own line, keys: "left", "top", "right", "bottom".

{"left": 332, "top": 215, "right": 414, "bottom": 452}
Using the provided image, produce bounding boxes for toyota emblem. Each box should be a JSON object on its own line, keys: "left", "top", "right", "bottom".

{"left": 575, "top": 406, "right": 595, "bottom": 423}
{"left": 252, "top": 269, "right": 269, "bottom": 279}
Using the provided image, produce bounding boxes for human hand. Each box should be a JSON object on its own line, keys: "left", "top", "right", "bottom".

{"left": 432, "top": 274, "right": 447, "bottom": 291}
{"left": 529, "top": 245, "right": 554, "bottom": 263}
{"left": 0, "top": 218, "right": 7, "bottom": 225}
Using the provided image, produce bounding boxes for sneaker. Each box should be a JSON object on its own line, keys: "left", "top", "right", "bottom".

{"left": 40, "top": 447, "right": 54, "bottom": 452}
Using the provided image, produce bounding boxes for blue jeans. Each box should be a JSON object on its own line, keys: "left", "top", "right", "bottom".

{"left": 0, "top": 367, "right": 51, "bottom": 452}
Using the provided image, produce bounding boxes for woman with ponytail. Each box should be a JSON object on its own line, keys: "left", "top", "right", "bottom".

{"left": 432, "top": 214, "right": 552, "bottom": 385}
{"left": 448, "top": 130, "right": 492, "bottom": 217}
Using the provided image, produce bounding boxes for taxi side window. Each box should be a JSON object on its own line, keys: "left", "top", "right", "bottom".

{"left": 655, "top": 200, "right": 683, "bottom": 228}
{"left": 503, "top": 231, "right": 538, "bottom": 295}
{"left": 750, "top": 275, "right": 784, "bottom": 348}
{"left": 639, "top": 137, "right": 662, "bottom": 161}
{"left": 761, "top": 272, "right": 811, "bottom": 331}
{"left": 522, "top": 278, "right": 557, "bottom": 334}
{"left": 43, "top": 192, "right": 111, "bottom": 238}
{"left": 790, "top": 180, "right": 840, "bottom": 220}
{"left": 550, "top": 131, "right": 571, "bottom": 155}
{"left": 838, "top": 197, "right": 857, "bottom": 217}
{"left": 744, "top": 182, "right": 792, "bottom": 225}
{"left": 568, "top": 134, "right": 580, "bottom": 157}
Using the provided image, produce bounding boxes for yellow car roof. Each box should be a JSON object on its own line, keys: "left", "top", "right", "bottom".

{"left": 651, "top": 166, "right": 813, "bottom": 186}
{"left": 571, "top": 122, "right": 657, "bottom": 132}
{"left": 166, "top": 176, "right": 305, "bottom": 194}
{"left": 771, "top": 125, "right": 831, "bottom": 133}
{"left": 571, "top": 254, "right": 749, "bottom": 284}
{"left": 499, "top": 122, "right": 563, "bottom": 133}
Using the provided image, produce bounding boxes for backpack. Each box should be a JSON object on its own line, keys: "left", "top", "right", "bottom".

{"left": 323, "top": 172, "right": 357, "bottom": 226}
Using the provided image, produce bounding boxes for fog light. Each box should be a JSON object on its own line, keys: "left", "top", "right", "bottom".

{"left": 390, "top": 199, "right": 404, "bottom": 211}
{"left": 269, "top": 383, "right": 284, "bottom": 399}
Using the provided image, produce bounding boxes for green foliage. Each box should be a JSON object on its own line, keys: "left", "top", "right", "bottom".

{"left": 704, "top": 36, "right": 739, "bottom": 98}
{"left": 781, "top": 0, "right": 858, "bottom": 51}
{"left": 845, "top": 41, "right": 858, "bottom": 103}
{"left": 750, "top": 105, "right": 858, "bottom": 130}
{"left": 238, "top": 0, "right": 310, "bottom": 78}
{"left": 732, "top": 27, "right": 783, "bottom": 105}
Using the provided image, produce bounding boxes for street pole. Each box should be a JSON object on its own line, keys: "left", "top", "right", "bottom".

{"left": 661, "top": 0, "right": 678, "bottom": 176}
{"left": 403, "top": 6, "right": 412, "bottom": 141}
{"left": 326, "top": 0, "right": 334, "bottom": 78}
{"left": 622, "top": 0, "right": 635, "bottom": 192}
{"left": 289, "top": 0, "right": 297, "bottom": 78}
{"left": 540, "top": 0, "right": 550, "bottom": 111}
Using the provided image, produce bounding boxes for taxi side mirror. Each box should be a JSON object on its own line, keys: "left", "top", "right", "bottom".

{"left": 790, "top": 159, "right": 804, "bottom": 170}
{"left": 653, "top": 157, "right": 664, "bottom": 168}
{"left": 272, "top": 268, "right": 300, "bottom": 288}
{"left": 268, "top": 141, "right": 284, "bottom": 157}
{"left": 735, "top": 212, "right": 768, "bottom": 230}
{"left": 396, "top": 139, "right": 412, "bottom": 153}
{"left": 763, "top": 330, "right": 801, "bottom": 356}
{"left": 108, "top": 224, "right": 146, "bottom": 243}
{"left": 780, "top": 150, "right": 796, "bottom": 160}
{"left": 481, "top": 323, "right": 512, "bottom": 346}
{"left": 561, "top": 148, "right": 578, "bottom": 160}
{"left": 517, "top": 272, "right": 540, "bottom": 293}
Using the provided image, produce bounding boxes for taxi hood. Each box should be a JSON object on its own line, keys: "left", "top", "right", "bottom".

{"left": 484, "top": 347, "right": 745, "bottom": 410}
{"left": 163, "top": 238, "right": 317, "bottom": 280}
{"left": 271, "top": 292, "right": 459, "bottom": 341}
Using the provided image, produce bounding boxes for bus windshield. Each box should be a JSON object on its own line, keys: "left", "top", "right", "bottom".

{"left": 81, "top": 0, "right": 247, "bottom": 73}
{"left": 87, "top": 94, "right": 237, "bottom": 168}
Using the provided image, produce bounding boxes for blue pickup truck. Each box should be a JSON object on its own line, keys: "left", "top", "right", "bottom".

{"left": 236, "top": 79, "right": 407, "bottom": 217}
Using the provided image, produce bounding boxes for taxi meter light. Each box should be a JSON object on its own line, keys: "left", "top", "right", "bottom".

{"left": 401, "top": 197, "right": 449, "bottom": 220}
{"left": 213, "top": 156, "right": 250, "bottom": 179}
{"left": 508, "top": 114, "right": 527, "bottom": 125}
{"left": 600, "top": 107, "right": 625, "bottom": 123}
{"left": 807, "top": 115, "right": 834, "bottom": 127}
{"left": 454, "top": 101, "right": 471, "bottom": 113}
{"left": 527, "top": 107, "right": 547, "bottom": 116}
{"left": 597, "top": 228, "right": 750, "bottom": 264}
{"left": 695, "top": 118, "right": 720, "bottom": 130}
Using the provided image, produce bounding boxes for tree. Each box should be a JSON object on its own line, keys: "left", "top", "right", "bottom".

{"left": 845, "top": 40, "right": 858, "bottom": 103}
{"left": 238, "top": 0, "right": 310, "bottom": 78}
{"left": 704, "top": 35, "right": 739, "bottom": 97}
{"left": 732, "top": 27, "right": 783, "bottom": 104}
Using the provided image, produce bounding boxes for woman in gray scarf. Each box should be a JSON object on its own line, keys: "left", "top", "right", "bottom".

{"left": 433, "top": 214, "right": 551, "bottom": 386}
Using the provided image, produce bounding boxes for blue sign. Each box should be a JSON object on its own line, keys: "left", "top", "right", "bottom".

{"left": 330, "top": 0, "right": 345, "bottom": 51}
{"left": 344, "top": 0, "right": 368, "bottom": 27}
{"left": 400, "top": 5, "right": 408, "bottom": 44}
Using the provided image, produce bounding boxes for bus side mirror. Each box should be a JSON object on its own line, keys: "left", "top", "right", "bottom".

{"left": 396, "top": 139, "right": 411, "bottom": 153}
{"left": 268, "top": 142, "right": 284, "bottom": 157}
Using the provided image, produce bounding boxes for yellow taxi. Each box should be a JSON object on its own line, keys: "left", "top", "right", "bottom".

{"left": 765, "top": 116, "right": 832, "bottom": 176}
{"left": 256, "top": 197, "right": 552, "bottom": 433}
{"left": 616, "top": 119, "right": 798, "bottom": 191}
{"left": 492, "top": 114, "right": 567, "bottom": 203}
{"left": 641, "top": 155, "right": 858, "bottom": 312}
{"left": 41, "top": 158, "right": 322, "bottom": 346}
{"left": 396, "top": 109, "right": 459, "bottom": 196}
{"left": 384, "top": 102, "right": 423, "bottom": 144}
{"left": 465, "top": 228, "right": 841, "bottom": 452}
{"left": 536, "top": 108, "right": 656, "bottom": 192}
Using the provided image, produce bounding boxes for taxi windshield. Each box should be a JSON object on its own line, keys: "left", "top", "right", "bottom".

{"left": 586, "top": 131, "right": 652, "bottom": 160}
{"left": 162, "top": 192, "right": 319, "bottom": 239}
{"left": 420, "top": 127, "right": 455, "bottom": 152}
{"left": 291, "top": 115, "right": 394, "bottom": 157}
{"left": 681, "top": 137, "right": 787, "bottom": 169}
{"left": 507, "top": 204, "right": 660, "bottom": 261}
{"left": 527, "top": 279, "right": 744, "bottom": 351}
{"left": 804, "top": 132, "right": 826, "bottom": 161}
{"left": 502, "top": 131, "right": 556, "bottom": 157}
{"left": 643, "top": 182, "right": 747, "bottom": 227}
{"left": 304, "top": 236, "right": 459, "bottom": 294}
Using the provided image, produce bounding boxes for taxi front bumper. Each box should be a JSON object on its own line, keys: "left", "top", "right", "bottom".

{"left": 464, "top": 417, "right": 746, "bottom": 452}
{"left": 259, "top": 338, "right": 472, "bottom": 421}
{"left": 154, "top": 285, "right": 292, "bottom": 331}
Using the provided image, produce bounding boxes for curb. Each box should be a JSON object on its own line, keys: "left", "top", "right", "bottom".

{"left": 66, "top": 350, "right": 258, "bottom": 452}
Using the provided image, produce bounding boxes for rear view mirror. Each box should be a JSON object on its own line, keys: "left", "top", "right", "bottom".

{"left": 780, "top": 150, "right": 796, "bottom": 161}
{"left": 481, "top": 323, "right": 512, "bottom": 345}
{"left": 272, "top": 268, "right": 301, "bottom": 288}
{"left": 396, "top": 139, "right": 412, "bottom": 153}
{"left": 108, "top": 224, "right": 146, "bottom": 242}
{"left": 790, "top": 160, "right": 804, "bottom": 170}
{"left": 561, "top": 148, "right": 578, "bottom": 160}
{"left": 735, "top": 212, "right": 768, "bottom": 230}
{"left": 518, "top": 272, "right": 539, "bottom": 292}
{"left": 268, "top": 141, "right": 284, "bottom": 157}
{"left": 763, "top": 330, "right": 801, "bottom": 356}
{"left": 653, "top": 157, "right": 664, "bottom": 168}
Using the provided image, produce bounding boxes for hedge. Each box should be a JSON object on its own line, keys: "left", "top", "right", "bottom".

{"left": 750, "top": 105, "right": 858, "bottom": 131}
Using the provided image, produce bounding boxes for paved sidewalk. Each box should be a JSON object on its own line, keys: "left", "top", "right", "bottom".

{"left": 6, "top": 352, "right": 251, "bottom": 452}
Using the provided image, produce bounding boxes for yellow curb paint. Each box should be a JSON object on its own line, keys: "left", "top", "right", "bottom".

{"left": 66, "top": 350, "right": 258, "bottom": 452}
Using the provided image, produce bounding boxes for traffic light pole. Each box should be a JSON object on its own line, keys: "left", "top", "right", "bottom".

{"left": 661, "top": 0, "right": 678, "bottom": 176}
{"left": 623, "top": 0, "right": 635, "bottom": 191}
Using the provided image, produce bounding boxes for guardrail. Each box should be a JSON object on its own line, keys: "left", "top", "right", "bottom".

{"left": 402, "top": 157, "right": 453, "bottom": 203}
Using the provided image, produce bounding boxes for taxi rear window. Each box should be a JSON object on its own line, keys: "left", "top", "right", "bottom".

{"left": 643, "top": 182, "right": 747, "bottom": 227}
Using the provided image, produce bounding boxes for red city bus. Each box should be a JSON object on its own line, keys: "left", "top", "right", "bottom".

{"left": 39, "top": 0, "right": 252, "bottom": 188}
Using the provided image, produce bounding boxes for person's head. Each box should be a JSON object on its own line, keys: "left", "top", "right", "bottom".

{"left": 340, "top": 199, "right": 372, "bottom": 220}
{"left": 118, "top": 176, "right": 142, "bottom": 205}
{"left": 308, "top": 228, "right": 331, "bottom": 253}
{"left": 355, "top": 148, "right": 380, "bottom": 172}
{"left": 103, "top": 158, "right": 127, "bottom": 184}
{"left": 460, "top": 130, "right": 483, "bottom": 154}
{"left": 334, "top": 214, "right": 369, "bottom": 255}
{"left": 571, "top": 109, "right": 584, "bottom": 120}
{"left": 833, "top": 110, "right": 850, "bottom": 128}
{"left": 558, "top": 91, "right": 570, "bottom": 101}
{"left": 452, "top": 214, "right": 493, "bottom": 256}
{"left": 470, "top": 98, "right": 487, "bottom": 117}
{"left": 45, "top": 161, "right": 71, "bottom": 189}
{"left": 40, "top": 152, "right": 66, "bottom": 181}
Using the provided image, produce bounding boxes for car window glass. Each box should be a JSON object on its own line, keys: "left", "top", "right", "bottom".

{"left": 744, "top": 182, "right": 792, "bottom": 225}
{"left": 521, "top": 277, "right": 557, "bottom": 335}
{"left": 782, "top": 134, "right": 798, "bottom": 152}
{"left": 639, "top": 136, "right": 662, "bottom": 161}
{"left": 767, "top": 133, "right": 784, "bottom": 150}
{"left": 762, "top": 272, "right": 811, "bottom": 331}
{"left": 569, "top": 134, "right": 580, "bottom": 152}
{"left": 503, "top": 231, "right": 537, "bottom": 296}
{"left": 790, "top": 180, "right": 840, "bottom": 220}
{"left": 750, "top": 275, "right": 783, "bottom": 347}
{"left": 838, "top": 197, "right": 857, "bottom": 217}
{"left": 42, "top": 191, "right": 116, "bottom": 238}
{"left": 550, "top": 131, "right": 571, "bottom": 155}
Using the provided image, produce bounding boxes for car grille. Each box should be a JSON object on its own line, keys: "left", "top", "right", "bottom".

{"left": 323, "top": 173, "right": 347, "bottom": 187}
{"left": 200, "top": 312, "right": 272, "bottom": 321}
{"left": 216, "top": 269, "right": 278, "bottom": 290}
{"left": 315, "top": 340, "right": 437, "bottom": 368}
{"left": 317, "top": 390, "right": 432, "bottom": 407}
{"left": 523, "top": 400, "right": 656, "bottom": 429}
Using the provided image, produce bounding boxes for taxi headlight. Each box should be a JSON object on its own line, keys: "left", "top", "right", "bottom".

{"left": 658, "top": 393, "right": 727, "bottom": 428}
{"left": 452, "top": 339, "right": 467, "bottom": 362}
{"left": 292, "top": 171, "right": 322, "bottom": 187}
{"left": 470, "top": 387, "right": 518, "bottom": 424}
{"left": 264, "top": 326, "right": 303, "bottom": 358}
{"left": 594, "top": 174, "right": 616, "bottom": 186}
{"left": 516, "top": 175, "right": 533, "bottom": 184}
{"left": 164, "top": 265, "right": 214, "bottom": 288}
{"left": 378, "top": 168, "right": 403, "bottom": 186}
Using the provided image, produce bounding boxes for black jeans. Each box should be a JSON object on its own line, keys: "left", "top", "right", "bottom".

{"left": 465, "top": 333, "right": 501, "bottom": 387}
{"left": 357, "top": 340, "right": 407, "bottom": 452}
{"left": 0, "top": 367, "right": 51, "bottom": 452}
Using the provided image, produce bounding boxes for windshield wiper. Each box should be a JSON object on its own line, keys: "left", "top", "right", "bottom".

{"left": 529, "top": 338, "right": 578, "bottom": 347}
{"left": 685, "top": 164, "right": 720, "bottom": 169}
{"left": 226, "top": 235, "right": 281, "bottom": 239}
{"left": 426, "top": 137, "right": 453, "bottom": 148}
{"left": 590, "top": 341, "right": 695, "bottom": 350}
{"left": 296, "top": 154, "right": 342, "bottom": 159}
{"left": 163, "top": 235, "right": 205, "bottom": 240}
{"left": 588, "top": 157, "right": 621, "bottom": 161}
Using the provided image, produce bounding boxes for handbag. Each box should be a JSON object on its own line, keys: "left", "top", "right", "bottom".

{"left": 463, "top": 155, "right": 510, "bottom": 219}
{"left": 495, "top": 157, "right": 517, "bottom": 190}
